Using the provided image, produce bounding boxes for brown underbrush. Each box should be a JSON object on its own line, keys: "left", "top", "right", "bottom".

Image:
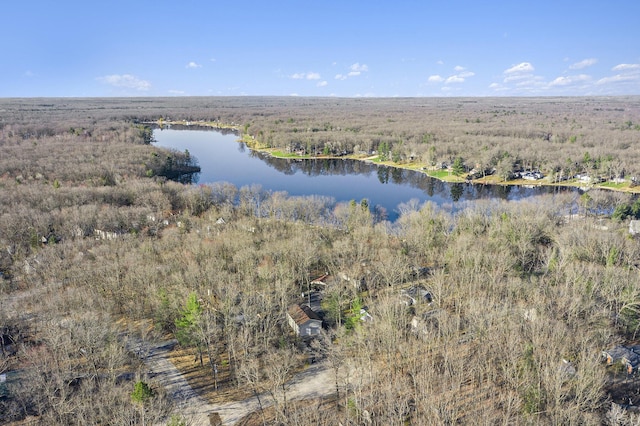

{"left": 1, "top": 97, "right": 640, "bottom": 425}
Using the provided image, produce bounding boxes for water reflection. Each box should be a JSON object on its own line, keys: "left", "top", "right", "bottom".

{"left": 254, "top": 152, "right": 574, "bottom": 203}
{"left": 152, "top": 128, "right": 580, "bottom": 221}
{"left": 450, "top": 183, "right": 464, "bottom": 202}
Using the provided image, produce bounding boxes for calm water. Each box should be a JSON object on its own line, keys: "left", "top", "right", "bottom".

{"left": 153, "top": 128, "right": 576, "bottom": 221}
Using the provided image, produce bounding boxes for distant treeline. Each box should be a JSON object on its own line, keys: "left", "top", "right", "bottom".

{"left": 2, "top": 96, "right": 640, "bottom": 181}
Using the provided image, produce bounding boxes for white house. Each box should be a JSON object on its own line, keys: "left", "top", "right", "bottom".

{"left": 287, "top": 304, "right": 322, "bottom": 337}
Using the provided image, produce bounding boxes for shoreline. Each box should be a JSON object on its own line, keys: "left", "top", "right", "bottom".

{"left": 246, "top": 140, "right": 640, "bottom": 195}
{"left": 148, "top": 120, "right": 640, "bottom": 195}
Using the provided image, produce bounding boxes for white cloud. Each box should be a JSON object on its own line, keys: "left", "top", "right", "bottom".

{"left": 291, "top": 72, "right": 321, "bottom": 80}
{"left": 493, "top": 62, "right": 551, "bottom": 94}
{"left": 489, "top": 59, "right": 640, "bottom": 94}
{"left": 429, "top": 66, "right": 475, "bottom": 86}
{"left": 335, "top": 63, "right": 369, "bottom": 80}
{"left": 289, "top": 93, "right": 299, "bottom": 96}
{"left": 317, "top": 81, "right": 328, "bottom": 87}
{"left": 569, "top": 58, "right": 597, "bottom": 70}
{"left": 353, "top": 92, "right": 376, "bottom": 98}
{"left": 612, "top": 63, "right": 640, "bottom": 71}
{"left": 97, "top": 74, "right": 151, "bottom": 91}
{"left": 436, "top": 60, "right": 444, "bottom": 65}
{"left": 503, "top": 74, "right": 531, "bottom": 83}
{"left": 505, "top": 62, "right": 534, "bottom": 74}
{"left": 168, "top": 89, "right": 186, "bottom": 95}
{"left": 446, "top": 67, "right": 475, "bottom": 84}
{"left": 549, "top": 76, "right": 574, "bottom": 86}
{"left": 350, "top": 63, "right": 369, "bottom": 73}
{"left": 445, "top": 75, "right": 465, "bottom": 84}
{"left": 596, "top": 74, "right": 639, "bottom": 85}
{"left": 24, "top": 70, "right": 35, "bottom": 77}
{"left": 502, "top": 63, "right": 537, "bottom": 84}
{"left": 186, "top": 61, "right": 202, "bottom": 69}
{"left": 595, "top": 63, "right": 640, "bottom": 88}
{"left": 549, "top": 74, "right": 591, "bottom": 87}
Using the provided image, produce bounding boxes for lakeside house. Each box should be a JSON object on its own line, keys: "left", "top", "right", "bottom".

{"left": 521, "top": 171, "right": 544, "bottom": 180}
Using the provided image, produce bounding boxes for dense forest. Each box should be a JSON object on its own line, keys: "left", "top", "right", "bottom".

{"left": 1, "top": 97, "right": 640, "bottom": 425}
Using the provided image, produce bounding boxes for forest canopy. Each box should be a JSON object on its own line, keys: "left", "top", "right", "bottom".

{"left": 1, "top": 97, "right": 640, "bottom": 425}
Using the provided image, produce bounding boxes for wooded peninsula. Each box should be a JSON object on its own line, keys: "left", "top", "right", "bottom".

{"left": 1, "top": 96, "right": 640, "bottom": 425}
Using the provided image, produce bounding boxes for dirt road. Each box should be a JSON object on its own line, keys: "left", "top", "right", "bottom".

{"left": 135, "top": 339, "right": 335, "bottom": 426}
{"left": 210, "top": 361, "right": 335, "bottom": 425}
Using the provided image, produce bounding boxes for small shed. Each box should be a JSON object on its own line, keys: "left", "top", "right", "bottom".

{"left": 311, "top": 274, "right": 331, "bottom": 288}
{"left": 630, "top": 220, "right": 640, "bottom": 236}
{"left": 287, "top": 304, "right": 322, "bottom": 337}
{"left": 559, "top": 359, "right": 577, "bottom": 378}
{"left": 401, "top": 286, "right": 433, "bottom": 304}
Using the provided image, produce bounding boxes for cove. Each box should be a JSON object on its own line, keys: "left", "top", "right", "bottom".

{"left": 152, "top": 128, "right": 578, "bottom": 221}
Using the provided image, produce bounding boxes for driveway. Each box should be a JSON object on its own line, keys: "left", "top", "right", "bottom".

{"left": 132, "top": 338, "right": 336, "bottom": 426}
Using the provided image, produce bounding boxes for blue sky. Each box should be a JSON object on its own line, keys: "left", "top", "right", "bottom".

{"left": 2, "top": 0, "right": 639, "bottom": 97}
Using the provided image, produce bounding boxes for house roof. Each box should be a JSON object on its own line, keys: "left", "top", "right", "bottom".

{"left": 626, "top": 352, "right": 640, "bottom": 368}
{"left": 604, "top": 346, "right": 632, "bottom": 362}
{"left": 630, "top": 220, "right": 640, "bottom": 235}
{"left": 288, "top": 304, "right": 321, "bottom": 326}
{"left": 604, "top": 345, "right": 640, "bottom": 366}
{"left": 311, "top": 274, "right": 331, "bottom": 285}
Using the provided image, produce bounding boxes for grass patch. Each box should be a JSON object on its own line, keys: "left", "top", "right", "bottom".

{"left": 426, "top": 169, "right": 452, "bottom": 179}
{"left": 473, "top": 175, "right": 506, "bottom": 185}
{"left": 404, "top": 163, "right": 424, "bottom": 171}
{"left": 270, "top": 150, "right": 307, "bottom": 159}
{"left": 424, "top": 169, "right": 466, "bottom": 182}
{"left": 598, "top": 181, "right": 629, "bottom": 190}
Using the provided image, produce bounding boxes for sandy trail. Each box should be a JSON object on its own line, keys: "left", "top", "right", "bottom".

{"left": 133, "top": 338, "right": 335, "bottom": 426}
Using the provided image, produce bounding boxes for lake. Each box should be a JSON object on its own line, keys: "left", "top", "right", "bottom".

{"left": 152, "top": 127, "right": 577, "bottom": 221}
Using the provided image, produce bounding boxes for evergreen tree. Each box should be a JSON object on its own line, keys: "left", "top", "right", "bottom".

{"left": 452, "top": 157, "right": 465, "bottom": 176}
{"left": 175, "top": 293, "right": 203, "bottom": 352}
